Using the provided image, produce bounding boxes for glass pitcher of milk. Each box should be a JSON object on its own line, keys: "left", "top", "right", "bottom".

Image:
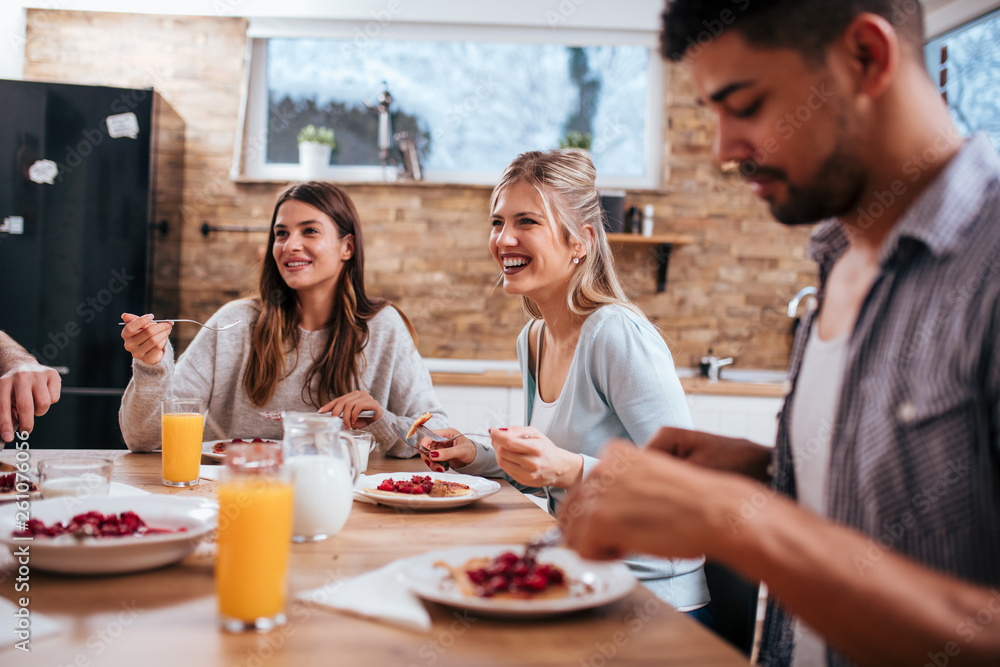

{"left": 281, "top": 412, "right": 361, "bottom": 543}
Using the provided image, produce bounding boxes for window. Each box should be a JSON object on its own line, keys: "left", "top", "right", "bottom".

{"left": 237, "top": 21, "right": 662, "bottom": 187}
{"left": 925, "top": 8, "right": 1000, "bottom": 149}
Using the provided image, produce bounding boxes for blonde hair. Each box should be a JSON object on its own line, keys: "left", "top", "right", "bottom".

{"left": 490, "top": 148, "right": 642, "bottom": 320}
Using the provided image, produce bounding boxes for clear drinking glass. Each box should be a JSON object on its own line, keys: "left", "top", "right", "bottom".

{"left": 281, "top": 412, "right": 361, "bottom": 543}
{"left": 345, "top": 429, "right": 375, "bottom": 473}
{"left": 161, "top": 399, "right": 206, "bottom": 487}
{"left": 216, "top": 441, "right": 293, "bottom": 632}
{"left": 38, "top": 457, "right": 113, "bottom": 499}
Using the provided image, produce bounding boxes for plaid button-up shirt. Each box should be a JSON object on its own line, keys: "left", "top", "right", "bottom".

{"left": 759, "top": 134, "right": 1000, "bottom": 667}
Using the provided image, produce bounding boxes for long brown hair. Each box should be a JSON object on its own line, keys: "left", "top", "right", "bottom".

{"left": 244, "top": 181, "right": 416, "bottom": 407}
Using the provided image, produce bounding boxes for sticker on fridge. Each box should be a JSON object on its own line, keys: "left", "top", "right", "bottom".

{"left": 106, "top": 112, "right": 140, "bottom": 139}
{"left": 27, "top": 160, "right": 58, "bottom": 185}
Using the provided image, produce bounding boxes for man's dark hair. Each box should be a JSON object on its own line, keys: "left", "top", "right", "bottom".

{"left": 661, "top": 0, "right": 924, "bottom": 65}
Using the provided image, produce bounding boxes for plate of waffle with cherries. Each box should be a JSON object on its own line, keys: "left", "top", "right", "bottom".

{"left": 202, "top": 438, "right": 279, "bottom": 462}
{"left": 354, "top": 472, "right": 500, "bottom": 509}
{"left": 396, "top": 544, "right": 636, "bottom": 617}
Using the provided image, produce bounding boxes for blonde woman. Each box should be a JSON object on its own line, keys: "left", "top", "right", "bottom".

{"left": 422, "top": 149, "right": 709, "bottom": 620}
{"left": 119, "top": 181, "right": 445, "bottom": 453}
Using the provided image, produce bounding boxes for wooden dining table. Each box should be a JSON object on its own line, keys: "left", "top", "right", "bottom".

{"left": 1, "top": 449, "right": 749, "bottom": 666}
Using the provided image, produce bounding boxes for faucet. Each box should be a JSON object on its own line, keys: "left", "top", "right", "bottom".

{"left": 702, "top": 353, "right": 733, "bottom": 382}
{"left": 787, "top": 286, "right": 818, "bottom": 318}
{"left": 363, "top": 82, "right": 396, "bottom": 169}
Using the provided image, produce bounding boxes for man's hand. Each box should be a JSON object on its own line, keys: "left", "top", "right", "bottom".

{"left": 560, "top": 440, "right": 760, "bottom": 561}
{"left": 0, "top": 361, "right": 62, "bottom": 442}
{"left": 644, "top": 426, "right": 773, "bottom": 481}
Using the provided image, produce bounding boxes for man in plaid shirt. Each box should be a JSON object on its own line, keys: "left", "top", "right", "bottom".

{"left": 562, "top": 1, "right": 1000, "bottom": 665}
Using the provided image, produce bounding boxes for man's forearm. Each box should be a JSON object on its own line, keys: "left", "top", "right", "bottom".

{"left": 727, "top": 492, "right": 1000, "bottom": 665}
{"left": 0, "top": 331, "right": 38, "bottom": 374}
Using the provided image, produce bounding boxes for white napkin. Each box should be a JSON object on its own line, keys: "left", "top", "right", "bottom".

{"left": 296, "top": 562, "right": 430, "bottom": 632}
{"left": 198, "top": 465, "right": 223, "bottom": 481}
{"left": 0, "top": 595, "right": 61, "bottom": 650}
{"left": 352, "top": 474, "right": 378, "bottom": 505}
{"left": 109, "top": 482, "right": 150, "bottom": 497}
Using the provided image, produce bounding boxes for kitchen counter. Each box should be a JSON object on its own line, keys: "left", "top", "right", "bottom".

{"left": 427, "top": 360, "right": 787, "bottom": 397}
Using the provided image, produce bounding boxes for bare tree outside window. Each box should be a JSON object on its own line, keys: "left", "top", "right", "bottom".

{"left": 925, "top": 9, "right": 1000, "bottom": 150}
{"left": 264, "top": 38, "right": 649, "bottom": 178}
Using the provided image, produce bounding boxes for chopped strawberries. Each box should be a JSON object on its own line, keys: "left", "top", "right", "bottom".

{"left": 15, "top": 511, "right": 185, "bottom": 539}
{"left": 0, "top": 473, "right": 36, "bottom": 493}
{"left": 213, "top": 438, "right": 275, "bottom": 454}
{"left": 465, "top": 551, "right": 566, "bottom": 597}
{"left": 376, "top": 475, "right": 435, "bottom": 495}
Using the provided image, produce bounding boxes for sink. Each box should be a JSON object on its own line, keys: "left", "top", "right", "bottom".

{"left": 719, "top": 369, "right": 787, "bottom": 384}
{"left": 676, "top": 368, "right": 787, "bottom": 384}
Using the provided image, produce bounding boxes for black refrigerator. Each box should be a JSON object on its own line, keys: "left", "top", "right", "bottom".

{"left": 0, "top": 79, "right": 154, "bottom": 449}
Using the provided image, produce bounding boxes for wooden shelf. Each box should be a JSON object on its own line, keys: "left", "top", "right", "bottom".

{"left": 605, "top": 233, "right": 694, "bottom": 292}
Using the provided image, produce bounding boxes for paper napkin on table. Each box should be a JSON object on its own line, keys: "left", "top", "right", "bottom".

{"left": 198, "top": 465, "right": 223, "bottom": 481}
{"left": 0, "top": 595, "right": 61, "bottom": 649}
{"left": 352, "top": 474, "right": 378, "bottom": 505}
{"left": 296, "top": 562, "right": 430, "bottom": 632}
{"left": 109, "top": 482, "right": 150, "bottom": 497}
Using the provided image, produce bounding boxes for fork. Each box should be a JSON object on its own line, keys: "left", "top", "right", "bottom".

{"left": 119, "top": 319, "right": 243, "bottom": 331}
{"left": 524, "top": 526, "right": 563, "bottom": 563}
{"left": 393, "top": 424, "right": 451, "bottom": 471}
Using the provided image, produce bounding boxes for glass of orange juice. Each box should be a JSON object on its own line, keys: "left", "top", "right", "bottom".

{"left": 161, "top": 399, "right": 206, "bottom": 487}
{"left": 216, "top": 441, "right": 293, "bottom": 632}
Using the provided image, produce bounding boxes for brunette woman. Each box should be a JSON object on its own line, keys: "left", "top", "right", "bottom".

{"left": 119, "top": 181, "right": 444, "bottom": 454}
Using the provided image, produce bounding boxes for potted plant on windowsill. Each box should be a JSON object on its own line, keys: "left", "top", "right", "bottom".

{"left": 297, "top": 125, "right": 336, "bottom": 179}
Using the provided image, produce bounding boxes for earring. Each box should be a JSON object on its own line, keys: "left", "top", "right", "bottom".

{"left": 572, "top": 257, "right": 580, "bottom": 264}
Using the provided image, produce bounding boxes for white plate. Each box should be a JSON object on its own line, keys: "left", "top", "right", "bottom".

{"left": 0, "top": 495, "right": 218, "bottom": 575}
{"left": 202, "top": 438, "right": 280, "bottom": 462}
{"left": 396, "top": 545, "right": 636, "bottom": 617}
{"left": 0, "top": 469, "right": 39, "bottom": 503}
{"left": 354, "top": 472, "right": 500, "bottom": 509}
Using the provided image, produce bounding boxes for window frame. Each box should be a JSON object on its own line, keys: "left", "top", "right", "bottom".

{"left": 234, "top": 19, "right": 663, "bottom": 188}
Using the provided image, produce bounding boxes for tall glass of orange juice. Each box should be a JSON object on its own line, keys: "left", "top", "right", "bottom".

{"left": 161, "top": 399, "right": 206, "bottom": 487}
{"left": 216, "top": 442, "right": 293, "bottom": 632}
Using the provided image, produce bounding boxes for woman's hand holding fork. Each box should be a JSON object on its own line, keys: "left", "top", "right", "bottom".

{"left": 418, "top": 428, "right": 477, "bottom": 473}
{"left": 121, "top": 313, "right": 173, "bottom": 365}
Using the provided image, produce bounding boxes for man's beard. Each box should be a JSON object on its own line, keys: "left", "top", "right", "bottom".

{"left": 744, "top": 136, "right": 867, "bottom": 226}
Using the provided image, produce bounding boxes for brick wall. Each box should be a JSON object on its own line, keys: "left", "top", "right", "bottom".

{"left": 24, "top": 9, "right": 817, "bottom": 371}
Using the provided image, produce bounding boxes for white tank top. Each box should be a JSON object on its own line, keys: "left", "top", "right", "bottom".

{"left": 789, "top": 321, "right": 849, "bottom": 667}
{"left": 529, "top": 322, "right": 560, "bottom": 435}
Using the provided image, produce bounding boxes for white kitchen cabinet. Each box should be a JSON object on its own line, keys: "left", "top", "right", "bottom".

{"left": 432, "top": 385, "right": 525, "bottom": 434}
{"left": 685, "top": 394, "right": 783, "bottom": 446}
